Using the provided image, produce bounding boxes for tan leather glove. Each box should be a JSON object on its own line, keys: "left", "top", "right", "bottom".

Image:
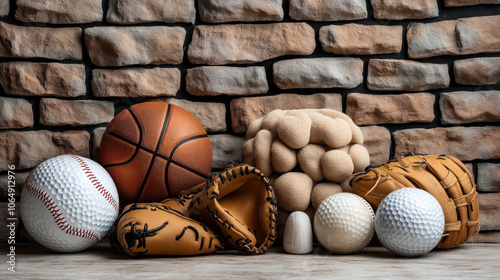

{"left": 111, "top": 202, "right": 224, "bottom": 257}
{"left": 112, "top": 164, "right": 278, "bottom": 256}
{"left": 168, "top": 164, "right": 278, "bottom": 254}
{"left": 350, "top": 154, "right": 480, "bottom": 249}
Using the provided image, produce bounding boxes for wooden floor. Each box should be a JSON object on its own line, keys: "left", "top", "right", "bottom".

{"left": 2, "top": 242, "right": 499, "bottom": 279}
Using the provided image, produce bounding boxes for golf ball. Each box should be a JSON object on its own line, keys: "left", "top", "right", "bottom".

{"left": 314, "top": 193, "right": 375, "bottom": 254}
{"left": 21, "top": 155, "right": 119, "bottom": 252}
{"left": 375, "top": 188, "right": 445, "bottom": 257}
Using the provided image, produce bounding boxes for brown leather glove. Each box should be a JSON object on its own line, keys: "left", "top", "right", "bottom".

{"left": 170, "top": 164, "right": 278, "bottom": 254}
{"left": 111, "top": 202, "right": 224, "bottom": 257}
{"left": 112, "top": 164, "right": 278, "bottom": 256}
{"left": 350, "top": 154, "right": 480, "bottom": 249}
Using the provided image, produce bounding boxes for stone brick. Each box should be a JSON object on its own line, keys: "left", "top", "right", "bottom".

{"left": 0, "top": 171, "right": 29, "bottom": 197}
{"left": 346, "top": 92, "right": 435, "bottom": 125}
{"left": 320, "top": 24, "right": 402, "bottom": 55}
{"left": 92, "top": 68, "right": 180, "bottom": 98}
{"left": 477, "top": 163, "right": 500, "bottom": 192}
{"left": 15, "top": 0, "right": 102, "bottom": 24}
{"left": 198, "top": 0, "right": 283, "bottom": 23}
{"left": 289, "top": 0, "right": 367, "bottom": 21}
{"left": 0, "top": 130, "right": 90, "bottom": 171}
{"left": 188, "top": 23, "right": 315, "bottom": 65}
{"left": 454, "top": 57, "right": 500, "bottom": 85}
{"left": 92, "top": 127, "right": 106, "bottom": 163}
{"left": 230, "top": 93, "right": 342, "bottom": 133}
{"left": 107, "top": 0, "right": 195, "bottom": 24}
{"left": 0, "top": 22, "right": 81, "bottom": 60}
{"left": 273, "top": 58, "right": 363, "bottom": 89}
{"left": 407, "top": 15, "right": 500, "bottom": 59}
{"left": 209, "top": 134, "right": 246, "bottom": 169}
{"left": 0, "top": 0, "right": 9, "bottom": 16}
{"left": 186, "top": 66, "right": 268, "bottom": 96}
{"left": 445, "top": 0, "right": 500, "bottom": 6}
{"left": 0, "top": 97, "right": 33, "bottom": 129}
{"left": 371, "top": 0, "right": 438, "bottom": 20}
{"left": 360, "top": 126, "right": 391, "bottom": 167}
{"left": 151, "top": 98, "right": 226, "bottom": 132}
{"left": 0, "top": 62, "right": 86, "bottom": 97}
{"left": 464, "top": 163, "right": 474, "bottom": 177}
{"left": 367, "top": 59, "right": 450, "bottom": 91}
{"left": 39, "top": 99, "right": 114, "bottom": 127}
{"left": 478, "top": 193, "right": 500, "bottom": 231}
{"left": 440, "top": 91, "right": 500, "bottom": 125}
{"left": 84, "top": 26, "right": 185, "bottom": 67}
{"left": 393, "top": 126, "right": 500, "bottom": 161}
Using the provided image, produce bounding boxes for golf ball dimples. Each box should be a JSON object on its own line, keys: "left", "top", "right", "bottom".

{"left": 314, "top": 193, "right": 375, "bottom": 254}
{"left": 20, "top": 155, "right": 119, "bottom": 252}
{"left": 375, "top": 188, "right": 445, "bottom": 257}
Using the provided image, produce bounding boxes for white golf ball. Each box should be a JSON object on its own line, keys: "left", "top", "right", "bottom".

{"left": 21, "top": 155, "right": 119, "bottom": 252}
{"left": 314, "top": 193, "right": 375, "bottom": 254}
{"left": 375, "top": 188, "right": 445, "bottom": 257}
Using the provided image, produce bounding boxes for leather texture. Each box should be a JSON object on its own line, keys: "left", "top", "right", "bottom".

{"left": 111, "top": 164, "right": 278, "bottom": 256}
{"left": 111, "top": 202, "right": 223, "bottom": 256}
{"left": 350, "top": 154, "right": 480, "bottom": 249}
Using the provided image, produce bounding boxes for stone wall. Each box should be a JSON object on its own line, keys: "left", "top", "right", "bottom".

{"left": 1, "top": 0, "right": 499, "bottom": 243}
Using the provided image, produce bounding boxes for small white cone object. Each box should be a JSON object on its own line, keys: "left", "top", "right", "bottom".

{"left": 283, "top": 211, "right": 314, "bottom": 254}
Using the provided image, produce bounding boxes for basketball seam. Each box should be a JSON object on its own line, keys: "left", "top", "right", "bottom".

{"left": 135, "top": 104, "right": 172, "bottom": 201}
{"left": 168, "top": 134, "right": 210, "bottom": 178}
{"left": 24, "top": 183, "right": 101, "bottom": 243}
{"left": 165, "top": 134, "right": 210, "bottom": 196}
{"left": 169, "top": 134, "right": 209, "bottom": 158}
{"left": 104, "top": 106, "right": 209, "bottom": 179}
{"left": 103, "top": 104, "right": 211, "bottom": 202}
{"left": 104, "top": 133, "right": 209, "bottom": 179}
{"left": 65, "top": 155, "right": 119, "bottom": 213}
{"left": 102, "top": 107, "right": 143, "bottom": 168}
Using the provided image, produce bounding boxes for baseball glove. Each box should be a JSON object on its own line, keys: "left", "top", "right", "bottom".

{"left": 111, "top": 164, "right": 278, "bottom": 256}
{"left": 350, "top": 154, "right": 480, "bottom": 249}
{"left": 111, "top": 202, "right": 224, "bottom": 256}
{"left": 171, "top": 164, "right": 278, "bottom": 254}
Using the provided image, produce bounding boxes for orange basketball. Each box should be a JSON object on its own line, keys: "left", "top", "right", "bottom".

{"left": 99, "top": 102, "right": 212, "bottom": 207}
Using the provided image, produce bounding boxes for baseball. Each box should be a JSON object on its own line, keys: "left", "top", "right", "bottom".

{"left": 20, "top": 155, "right": 119, "bottom": 252}
{"left": 314, "top": 193, "right": 375, "bottom": 254}
{"left": 375, "top": 188, "right": 445, "bottom": 257}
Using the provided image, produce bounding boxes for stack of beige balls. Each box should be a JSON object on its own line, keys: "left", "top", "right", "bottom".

{"left": 242, "top": 109, "right": 370, "bottom": 240}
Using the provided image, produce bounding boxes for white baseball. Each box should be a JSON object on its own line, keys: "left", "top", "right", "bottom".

{"left": 21, "top": 155, "right": 119, "bottom": 252}
{"left": 314, "top": 193, "right": 375, "bottom": 254}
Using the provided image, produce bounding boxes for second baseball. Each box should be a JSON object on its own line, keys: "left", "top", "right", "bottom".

{"left": 314, "top": 193, "right": 375, "bottom": 254}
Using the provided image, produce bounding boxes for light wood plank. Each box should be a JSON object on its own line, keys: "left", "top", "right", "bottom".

{"left": 2, "top": 243, "right": 499, "bottom": 279}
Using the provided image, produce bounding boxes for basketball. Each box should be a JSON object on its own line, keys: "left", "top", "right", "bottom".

{"left": 99, "top": 102, "right": 212, "bottom": 207}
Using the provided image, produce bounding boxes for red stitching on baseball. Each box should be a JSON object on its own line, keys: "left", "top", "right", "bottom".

{"left": 65, "top": 155, "right": 119, "bottom": 213}
{"left": 24, "top": 183, "right": 101, "bottom": 243}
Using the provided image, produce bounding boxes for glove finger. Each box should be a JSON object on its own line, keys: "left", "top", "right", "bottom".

{"left": 204, "top": 165, "right": 278, "bottom": 254}
{"left": 116, "top": 203, "right": 224, "bottom": 257}
{"left": 423, "top": 155, "right": 480, "bottom": 248}
{"left": 351, "top": 164, "right": 411, "bottom": 207}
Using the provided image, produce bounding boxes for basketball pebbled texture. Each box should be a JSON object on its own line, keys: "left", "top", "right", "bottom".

{"left": 100, "top": 102, "right": 212, "bottom": 207}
